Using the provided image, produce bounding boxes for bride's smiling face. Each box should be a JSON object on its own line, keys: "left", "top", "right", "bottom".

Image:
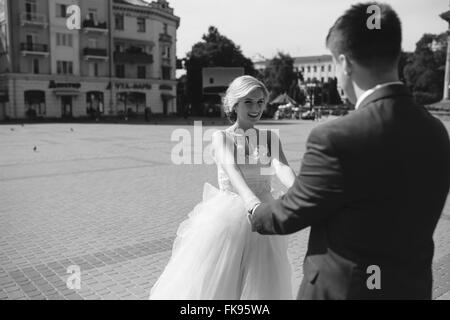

{"left": 235, "top": 88, "right": 265, "bottom": 124}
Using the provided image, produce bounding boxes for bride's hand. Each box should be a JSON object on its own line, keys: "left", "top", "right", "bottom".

{"left": 244, "top": 195, "right": 261, "bottom": 213}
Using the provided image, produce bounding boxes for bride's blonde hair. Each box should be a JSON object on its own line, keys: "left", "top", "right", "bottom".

{"left": 223, "top": 75, "right": 269, "bottom": 123}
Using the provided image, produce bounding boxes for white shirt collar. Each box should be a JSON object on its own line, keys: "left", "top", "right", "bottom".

{"left": 355, "top": 81, "right": 404, "bottom": 110}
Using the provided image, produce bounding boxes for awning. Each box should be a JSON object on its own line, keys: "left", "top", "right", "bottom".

{"left": 53, "top": 89, "right": 80, "bottom": 96}
{"left": 270, "top": 93, "right": 297, "bottom": 105}
{"left": 161, "top": 93, "right": 175, "bottom": 100}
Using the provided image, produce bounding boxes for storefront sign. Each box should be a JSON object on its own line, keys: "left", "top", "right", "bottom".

{"left": 111, "top": 82, "right": 152, "bottom": 90}
{"left": 49, "top": 81, "right": 81, "bottom": 89}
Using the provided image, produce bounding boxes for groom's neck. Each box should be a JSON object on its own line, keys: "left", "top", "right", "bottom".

{"left": 353, "top": 67, "right": 400, "bottom": 100}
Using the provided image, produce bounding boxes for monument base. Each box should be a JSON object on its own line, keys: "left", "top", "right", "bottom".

{"left": 427, "top": 100, "right": 450, "bottom": 114}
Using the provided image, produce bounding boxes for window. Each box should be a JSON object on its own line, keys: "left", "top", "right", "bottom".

{"left": 25, "top": 90, "right": 46, "bottom": 115}
{"left": 328, "top": 65, "right": 332, "bottom": 72}
{"left": 321, "top": 77, "right": 324, "bottom": 83}
{"left": 26, "top": 33, "right": 36, "bottom": 45}
{"left": 162, "top": 66, "right": 171, "bottom": 80}
{"left": 115, "top": 43, "right": 124, "bottom": 53}
{"left": 137, "top": 17, "right": 146, "bottom": 32}
{"left": 116, "top": 64, "right": 125, "bottom": 78}
{"left": 56, "top": 33, "right": 73, "bottom": 47}
{"left": 307, "top": 66, "right": 310, "bottom": 73}
{"left": 115, "top": 14, "right": 124, "bottom": 30}
{"left": 313, "top": 65, "right": 317, "bottom": 72}
{"left": 88, "top": 8, "right": 97, "bottom": 22}
{"left": 57, "top": 61, "right": 73, "bottom": 74}
{"left": 137, "top": 66, "right": 146, "bottom": 79}
{"left": 164, "top": 23, "right": 168, "bottom": 34}
{"left": 162, "top": 46, "right": 170, "bottom": 59}
{"left": 56, "top": 4, "right": 67, "bottom": 18}
{"left": 32, "top": 59, "right": 39, "bottom": 74}
{"left": 89, "top": 63, "right": 99, "bottom": 77}
{"left": 56, "top": 61, "right": 61, "bottom": 74}
{"left": 25, "top": 0, "right": 37, "bottom": 14}
{"left": 321, "top": 65, "right": 325, "bottom": 72}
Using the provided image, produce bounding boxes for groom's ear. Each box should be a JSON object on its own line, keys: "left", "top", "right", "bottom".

{"left": 339, "top": 54, "right": 353, "bottom": 76}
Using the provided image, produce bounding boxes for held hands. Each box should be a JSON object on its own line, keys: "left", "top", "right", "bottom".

{"left": 244, "top": 196, "right": 261, "bottom": 231}
{"left": 244, "top": 196, "right": 261, "bottom": 214}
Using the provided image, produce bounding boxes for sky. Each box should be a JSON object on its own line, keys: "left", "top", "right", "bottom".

{"left": 167, "top": 0, "right": 450, "bottom": 60}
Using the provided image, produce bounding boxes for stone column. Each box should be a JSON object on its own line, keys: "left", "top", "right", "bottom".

{"left": 444, "top": 31, "right": 450, "bottom": 100}
{"left": 440, "top": 8, "right": 450, "bottom": 100}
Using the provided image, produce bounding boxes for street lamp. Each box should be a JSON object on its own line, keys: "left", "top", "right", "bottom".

{"left": 306, "top": 82, "right": 317, "bottom": 110}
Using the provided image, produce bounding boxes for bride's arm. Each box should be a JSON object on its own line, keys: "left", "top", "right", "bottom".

{"left": 269, "top": 131, "right": 296, "bottom": 189}
{"left": 212, "top": 131, "right": 260, "bottom": 211}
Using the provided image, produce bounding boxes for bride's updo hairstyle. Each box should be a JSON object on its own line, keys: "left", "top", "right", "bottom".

{"left": 223, "top": 75, "right": 269, "bottom": 123}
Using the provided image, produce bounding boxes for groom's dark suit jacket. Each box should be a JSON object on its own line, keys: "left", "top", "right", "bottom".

{"left": 251, "top": 84, "right": 450, "bottom": 300}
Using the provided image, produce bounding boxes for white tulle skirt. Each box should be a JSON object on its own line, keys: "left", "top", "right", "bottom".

{"left": 149, "top": 183, "right": 293, "bottom": 300}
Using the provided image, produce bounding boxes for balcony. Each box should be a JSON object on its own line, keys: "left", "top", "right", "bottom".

{"left": 20, "top": 43, "right": 49, "bottom": 57}
{"left": 20, "top": 12, "right": 48, "bottom": 28}
{"left": 83, "top": 48, "right": 108, "bottom": 61}
{"left": 82, "top": 20, "right": 108, "bottom": 35}
{"left": 114, "top": 50, "right": 153, "bottom": 64}
{"left": 159, "top": 33, "right": 172, "bottom": 43}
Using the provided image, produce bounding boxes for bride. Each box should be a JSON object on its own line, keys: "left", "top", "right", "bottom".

{"left": 150, "top": 75, "right": 297, "bottom": 299}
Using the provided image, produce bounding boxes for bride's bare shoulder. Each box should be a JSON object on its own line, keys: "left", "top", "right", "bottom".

{"left": 211, "top": 129, "right": 232, "bottom": 145}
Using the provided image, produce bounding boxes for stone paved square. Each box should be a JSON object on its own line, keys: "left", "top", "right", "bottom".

{"left": 1, "top": 117, "right": 449, "bottom": 300}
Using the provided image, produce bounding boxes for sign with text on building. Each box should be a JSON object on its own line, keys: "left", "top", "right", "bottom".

{"left": 49, "top": 81, "right": 81, "bottom": 89}
{"left": 106, "top": 82, "right": 152, "bottom": 90}
{"left": 202, "top": 67, "right": 244, "bottom": 95}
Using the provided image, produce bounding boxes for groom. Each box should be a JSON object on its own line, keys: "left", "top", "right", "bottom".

{"left": 249, "top": 2, "right": 450, "bottom": 299}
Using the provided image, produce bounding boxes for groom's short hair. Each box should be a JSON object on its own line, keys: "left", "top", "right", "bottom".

{"left": 326, "top": 2, "right": 402, "bottom": 70}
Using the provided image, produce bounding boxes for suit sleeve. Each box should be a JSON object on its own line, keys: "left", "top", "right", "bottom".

{"left": 250, "top": 127, "right": 345, "bottom": 235}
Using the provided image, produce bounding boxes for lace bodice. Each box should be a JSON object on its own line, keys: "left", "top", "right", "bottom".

{"left": 215, "top": 129, "right": 274, "bottom": 201}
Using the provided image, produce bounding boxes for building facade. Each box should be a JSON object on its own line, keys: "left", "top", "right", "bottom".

{"left": 0, "top": 0, "right": 179, "bottom": 120}
{"left": 253, "top": 54, "right": 337, "bottom": 84}
{"left": 251, "top": 54, "right": 345, "bottom": 105}
{"left": 294, "top": 55, "right": 336, "bottom": 83}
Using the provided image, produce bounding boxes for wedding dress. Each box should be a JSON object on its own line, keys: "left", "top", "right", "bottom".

{"left": 149, "top": 128, "right": 293, "bottom": 299}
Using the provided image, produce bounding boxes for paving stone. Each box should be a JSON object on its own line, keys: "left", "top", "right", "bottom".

{"left": 1, "top": 121, "right": 449, "bottom": 300}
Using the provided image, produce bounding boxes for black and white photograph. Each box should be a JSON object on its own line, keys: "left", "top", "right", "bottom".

{"left": 0, "top": 0, "right": 450, "bottom": 304}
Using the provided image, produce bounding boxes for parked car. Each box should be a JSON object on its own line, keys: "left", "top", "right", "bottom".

{"left": 301, "top": 110, "right": 315, "bottom": 120}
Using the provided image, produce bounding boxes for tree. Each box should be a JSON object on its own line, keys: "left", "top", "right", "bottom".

{"left": 288, "top": 78, "right": 306, "bottom": 106}
{"left": 403, "top": 33, "right": 447, "bottom": 105}
{"left": 185, "top": 26, "right": 256, "bottom": 115}
{"left": 323, "top": 78, "right": 342, "bottom": 105}
{"left": 263, "top": 52, "right": 298, "bottom": 102}
{"left": 398, "top": 51, "right": 413, "bottom": 83}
